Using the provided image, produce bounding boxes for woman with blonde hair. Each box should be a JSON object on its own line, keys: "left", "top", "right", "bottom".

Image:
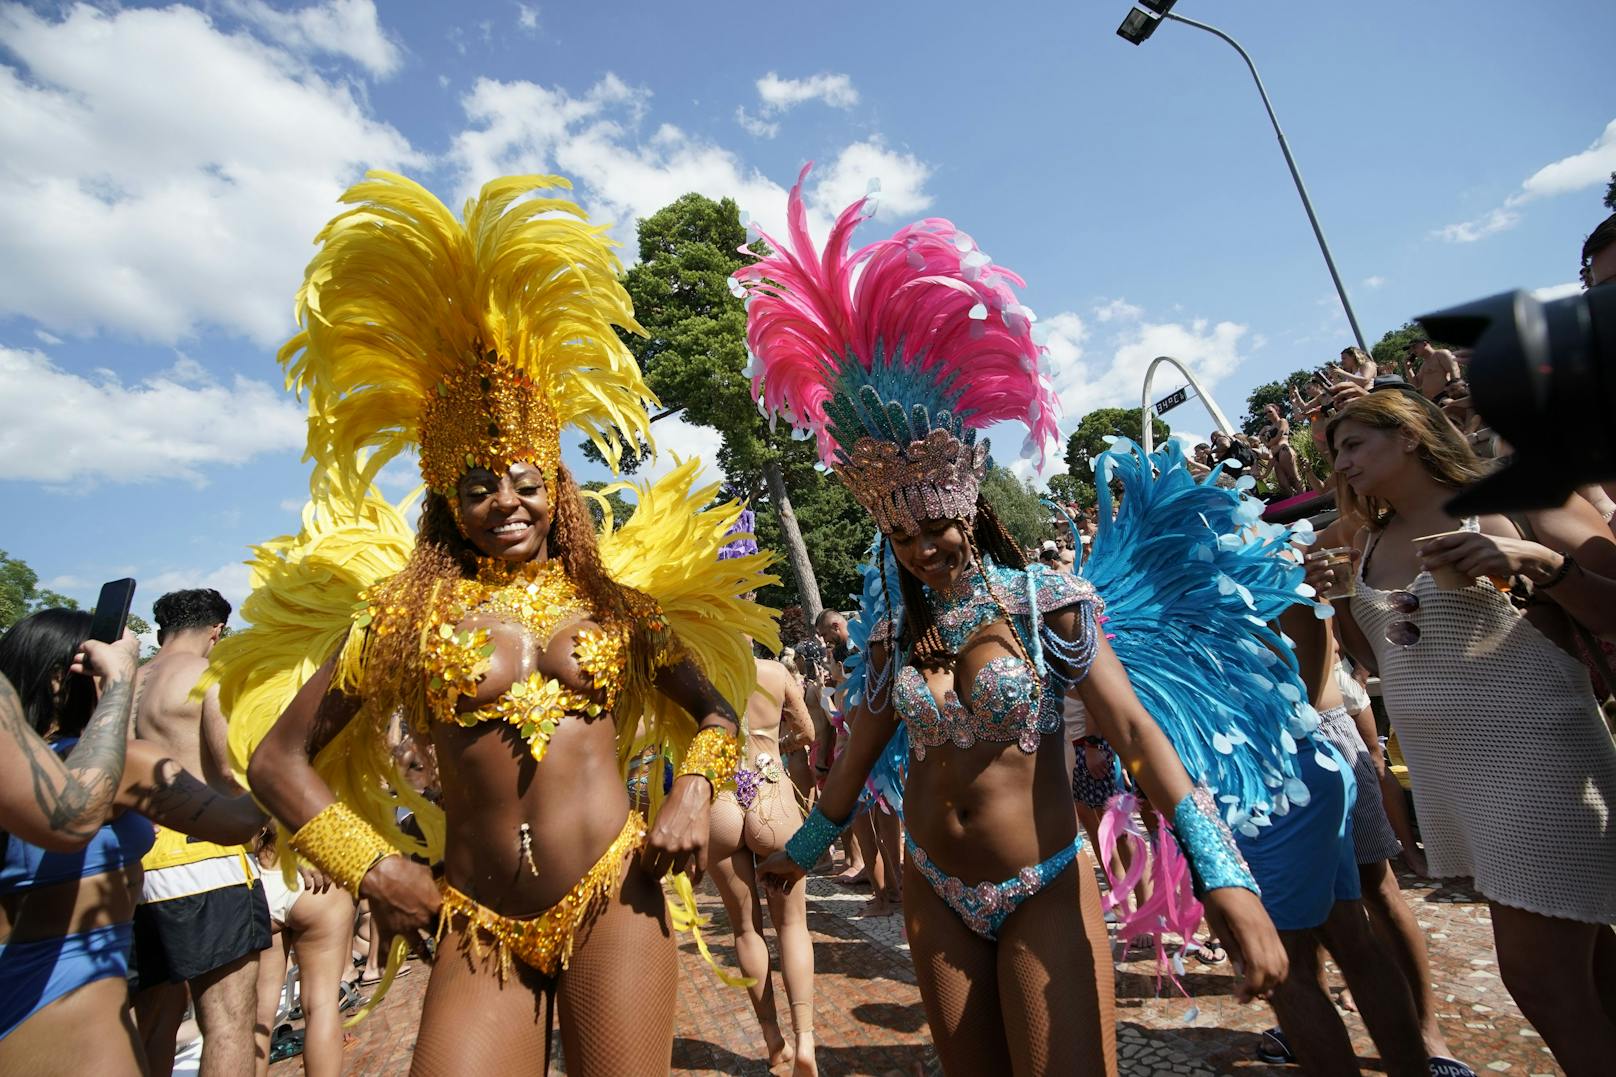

{"left": 1309, "top": 387, "right": 1616, "bottom": 1076}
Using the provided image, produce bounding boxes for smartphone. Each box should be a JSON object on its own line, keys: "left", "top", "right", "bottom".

{"left": 87, "top": 578, "right": 137, "bottom": 644}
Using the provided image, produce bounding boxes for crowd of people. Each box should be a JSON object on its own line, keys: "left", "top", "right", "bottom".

{"left": 0, "top": 165, "right": 1611, "bottom": 1077}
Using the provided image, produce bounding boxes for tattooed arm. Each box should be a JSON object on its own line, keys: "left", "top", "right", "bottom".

{"left": 0, "top": 633, "right": 140, "bottom": 852}
{"left": 119, "top": 739, "right": 267, "bottom": 844}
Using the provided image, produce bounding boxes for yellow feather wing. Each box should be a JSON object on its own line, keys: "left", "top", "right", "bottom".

{"left": 591, "top": 459, "right": 780, "bottom": 809}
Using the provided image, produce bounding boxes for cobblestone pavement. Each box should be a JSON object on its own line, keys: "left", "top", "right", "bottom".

{"left": 275, "top": 865, "right": 1565, "bottom": 1076}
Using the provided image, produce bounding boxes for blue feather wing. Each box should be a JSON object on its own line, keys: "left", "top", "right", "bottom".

{"left": 1083, "top": 438, "right": 1325, "bottom": 829}
{"left": 843, "top": 533, "right": 910, "bottom": 816}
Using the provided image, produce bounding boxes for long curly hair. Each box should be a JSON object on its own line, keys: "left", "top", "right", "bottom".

{"left": 358, "top": 460, "right": 653, "bottom": 729}
{"left": 880, "top": 498, "right": 1028, "bottom": 672}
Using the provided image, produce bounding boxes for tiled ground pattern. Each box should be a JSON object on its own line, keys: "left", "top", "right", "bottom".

{"left": 273, "top": 867, "right": 1565, "bottom": 1076}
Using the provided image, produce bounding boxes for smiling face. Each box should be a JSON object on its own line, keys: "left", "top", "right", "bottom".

{"left": 455, "top": 461, "right": 552, "bottom": 562}
{"left": 1328, "top": 417, "right": 1413, "bottom": 499}
{"left": 888, "top": 517, "right": 972, "bottom": 592}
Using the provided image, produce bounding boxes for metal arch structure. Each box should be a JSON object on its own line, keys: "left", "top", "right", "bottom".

{"left": 1140, "top": 355, "right": 1236, "bottom": 455}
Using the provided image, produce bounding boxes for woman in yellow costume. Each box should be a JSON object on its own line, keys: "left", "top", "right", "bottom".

{"left": 221, "top": 172, "right": 775, "bottom": 1075}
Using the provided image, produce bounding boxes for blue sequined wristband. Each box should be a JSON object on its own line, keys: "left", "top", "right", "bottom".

{"left": 785, "top": 806, "right": 851, "bottom": 872}
{"left": 1172, "top": 787, "right": 1259, "bottom": 896}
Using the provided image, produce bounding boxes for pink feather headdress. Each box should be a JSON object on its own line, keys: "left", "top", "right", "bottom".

{"left": 734, "top": 163, "right": 1060, "bottom": 534}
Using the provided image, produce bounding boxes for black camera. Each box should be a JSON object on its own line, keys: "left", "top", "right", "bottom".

{"left": 1418, "top": 283, "right": 1616, "bottom": 514}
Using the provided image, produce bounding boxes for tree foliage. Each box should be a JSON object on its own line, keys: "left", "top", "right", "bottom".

{"left": 1063, "top": 407, "right": 1170, "bottom": 476}
{"left": 1240, "top": 369, "right": 1318, "bottom": 434}
{"left": 1605, "top": 170, "right": 1616, "bottom": 213}
{"left": 0, "top": 549, "right": 80, "bottom": 631}
{"left": 981, "top": 467, "right": 1053, "bottom": 550}
{"left": 612, "top": 193, "right": 867, "bottom": 614}
{"left": 1046, "top": 472, "right": 1097, "bottom": 510}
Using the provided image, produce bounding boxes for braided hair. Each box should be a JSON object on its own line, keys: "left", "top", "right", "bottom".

{"left": 881, "top": 497, "right": 1029, "bottom": 672}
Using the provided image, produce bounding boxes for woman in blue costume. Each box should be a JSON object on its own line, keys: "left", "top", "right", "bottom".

{"left": 743, "top": 168, "right": 1306, "bottom": 1076}
{"left": 0, "top": 610, "right": 266, "bottom": 1073}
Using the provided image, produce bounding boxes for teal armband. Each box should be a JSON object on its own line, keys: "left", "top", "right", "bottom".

{"left": 1172, "top": 787, "right": 1259, "bottom": 896}
{"left": 784, "top": 805, "right": 851, "bottom": 872}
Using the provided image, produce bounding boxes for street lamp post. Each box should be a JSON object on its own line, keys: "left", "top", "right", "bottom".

{"left": 1117, "top": 3, "right": 1369, "bottom": 352}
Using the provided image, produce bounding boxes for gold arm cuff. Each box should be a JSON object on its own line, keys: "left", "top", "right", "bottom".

{"left": 675, "top": 726, "right": 742, "bottom": 795}
{"left": 289, "top": 802, "right": 398, "bottom": 898}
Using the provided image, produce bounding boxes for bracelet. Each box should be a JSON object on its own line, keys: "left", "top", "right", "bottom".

{"left": 676, "top": 726, "right": 742, "bottom": 796}
{"left": 1171, "top": 787, "right": 1259, "bottom": 897}
{"left": 289, "top": 802, "right": 398, "bottom": 898}
{"left": 1536, "top": 553, "right": 1575, "bottom": 590}
{"left": 784, "top": 805, "right": 851, "bottom": 871}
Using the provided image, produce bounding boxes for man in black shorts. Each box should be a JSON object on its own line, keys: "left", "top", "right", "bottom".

{"left": 131, "top": 590, "right": 270, "bottom": 1077}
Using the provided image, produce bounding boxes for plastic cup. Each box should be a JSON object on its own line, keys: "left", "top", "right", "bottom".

{"left": 1413, "top": 532, "right": 1476, "bottom": 590}
{"left": 1306, "top": 547, "right": 1357, "bottom": 600}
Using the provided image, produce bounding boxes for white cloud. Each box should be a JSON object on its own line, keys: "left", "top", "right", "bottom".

{"left": 140, "top": 562, "right": 255, "bottom": 626}
{"left": 0, "top": 3, "right": 419, "bottom": 346}
{"left": 736, "top": 72, "right": 858, "bottom": 140}
{"left": 642, "top": 413, "right": 726, "bottom": 482}
{"left": 1531, "top": 281, "right": 1583, "bottom": 301}
{"left": 516, "top": 4, "right": 539, "bottom": 33}
{"left": 806, "top": 139, "right": 933, "bottom": 221}
{"left": 734, "top": 107, "right": 780, "bottom": 139}
{"left": 756, "top": 72, "right": 859, "bottom": 111}
{"left": 1435, "top": 206, "right": 1521, "bottom": 244}
{"left": 224, "top": 0, "right": 401, "bottom": 77}
{"left": 1094, "top": 298, "right": 1143, "bottom": 323}
{"left": 1030, "top": 300, "right": 1250, "bottom": 448}
{"left": 1363, "top": 275, "right": 1386, "bottom": 289}
{"left": 0, "top": 347, "right": 305, "bottom": 486}
{"left": 449, "top": 74, "right": 791, "bottom": 244}
{"left": 1437, "top": 117, "right": 1616, "bottom": 243}
{"left": 279, "top": 498, "right": 305, "bottom": 514}
{"left": 33, "top": 329, "right": 62, "bottom": 346}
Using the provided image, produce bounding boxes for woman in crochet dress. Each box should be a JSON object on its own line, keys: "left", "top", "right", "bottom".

{"left": 1313, "top": 388, "right": 1616, "bottom": 1076}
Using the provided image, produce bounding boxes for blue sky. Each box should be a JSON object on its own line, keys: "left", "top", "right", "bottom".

{"left": 2, "top": 0, "right": 1611, "bottom": 628}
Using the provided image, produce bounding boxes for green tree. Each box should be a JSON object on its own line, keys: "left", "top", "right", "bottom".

{"left": 579, "top": 481, "right": 637, "bottom": 531}
{"left": 609, "top": 193, "right": 869, "bottom": 625}
{"left": 981, "top": 467, "right": 1053, "bottom": 549}
{"left": 0, "top": 549, "right": 80, "bottom": 630}
{"left": 1063, "top": 407, "right": 1170, "bottom": 476}
{"left": 1604, "top": 170, "right": 1616, "bottom": 213}
{"left": 1240, "top": 369, "right": 1318, "bottom": 434}
{"left": 1046, "top": 472, "right": 1097, "bottom": 510}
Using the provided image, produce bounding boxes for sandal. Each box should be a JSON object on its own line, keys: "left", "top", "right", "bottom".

{"left": 1428, "top": 1057, "right": 1477, "bottom": 1077}
{"left": 269, "top": 1026, "right": 304, "bottom": 1064}
{"left": 1193, "top": 939, "right": 1227, "bottom": 965}
{"left": 358, "top": 963, "right": 411, "bottom": 987}
{"left": 1256, "top": 1027, "right": 1296, "bottom": 1065}
{"left": 337, "top": 980, "right": 365, "bottom": 1013}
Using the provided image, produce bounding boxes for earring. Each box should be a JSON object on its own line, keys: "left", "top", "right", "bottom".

{"left": 518, "top": 822, "right": 540, "bottom": 877}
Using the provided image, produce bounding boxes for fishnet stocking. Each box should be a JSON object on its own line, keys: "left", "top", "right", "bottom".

{"left": 904, "top": 853, "right": 1117, "bottom": 1077}
{"left": 556, "top": 861, "right": 677, "bottom": 1076}
{"left": 410, "top": 858, "right": 675, "bottom": 1077}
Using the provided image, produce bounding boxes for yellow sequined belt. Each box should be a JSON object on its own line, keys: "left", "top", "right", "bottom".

{"left": 436, "top": 810, "right": 646, "bottom": 981}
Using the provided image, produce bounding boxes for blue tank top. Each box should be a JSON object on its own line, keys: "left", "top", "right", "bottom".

{"left": 0, "top": 739, "right": 156, "bottom": 895}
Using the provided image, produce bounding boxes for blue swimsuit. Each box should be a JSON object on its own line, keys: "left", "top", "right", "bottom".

{"left": 0, "top": 740, "right": 155, "bottom": 1039}
{"left": 877, "top": 561, "right": 1101, "bottom": 939}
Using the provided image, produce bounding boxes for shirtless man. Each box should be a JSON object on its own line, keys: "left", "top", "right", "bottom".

{"left": 130, "top": 589, "right": 270, "bottom": 1077}
{"left": 1410, "top": 340, "right": 1464, "bottom": 405}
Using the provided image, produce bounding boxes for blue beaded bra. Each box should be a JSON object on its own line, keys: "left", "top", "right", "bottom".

{"left": 874, "top": 560, "right": 1102, "bottom": 761}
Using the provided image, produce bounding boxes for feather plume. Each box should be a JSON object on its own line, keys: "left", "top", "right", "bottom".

{"left": 735, "top": 163, "right": 1059, "bottom": 467}
{"left": 280, "top": 171, "right": 657, "bottom": 492}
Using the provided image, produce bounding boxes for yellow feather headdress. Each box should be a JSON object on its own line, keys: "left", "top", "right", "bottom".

{"left": 279, "top": 171, "right": 657, "bottom": 494}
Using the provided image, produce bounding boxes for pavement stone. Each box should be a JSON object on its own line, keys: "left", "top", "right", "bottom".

{"left": 272, "top": 863, "right": 1564, "bottom": 1075}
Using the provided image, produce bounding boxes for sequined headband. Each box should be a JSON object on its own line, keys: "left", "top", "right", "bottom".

{"left": 417, "top": 353, "right": 560, "bottom": 493}
{"left": 838, "top": 428, "right": 988, "bottom": 536}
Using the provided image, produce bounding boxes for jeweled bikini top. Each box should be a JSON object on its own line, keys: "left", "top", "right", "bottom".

{"left": 876, "top": 559, "right": 1102, "bottom": 761}
{"left": 419, "top": 557, "right": 633, "bottom": 762}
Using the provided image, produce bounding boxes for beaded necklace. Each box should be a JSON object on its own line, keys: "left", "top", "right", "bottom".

{"left": 923, "top": 556, "right": 1044, "bottom": 715}
{"left": 451, "top": 556, "right": 591, "bottom": 646}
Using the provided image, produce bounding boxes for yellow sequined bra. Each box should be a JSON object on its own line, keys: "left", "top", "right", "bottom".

{"left": 420, "top": 558, "right": 670, "bottom": 761}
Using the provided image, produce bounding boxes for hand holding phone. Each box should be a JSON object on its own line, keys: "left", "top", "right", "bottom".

{"left": 87, "top": 578, "right": 137, "bottom": 644}
{"left": 70, "top": 630, "right": 140, "bottom": 683}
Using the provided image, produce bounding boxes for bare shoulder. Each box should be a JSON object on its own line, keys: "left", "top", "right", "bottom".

{"left": 755, "top": 657, "right": 787, "bottom": 691}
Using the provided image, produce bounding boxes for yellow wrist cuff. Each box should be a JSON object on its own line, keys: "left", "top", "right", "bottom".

{"left": 676, "top": 726, "right": 741, "bottom": 795}
{"left": 289, "top": 802, "right": 398, "bottom": 897}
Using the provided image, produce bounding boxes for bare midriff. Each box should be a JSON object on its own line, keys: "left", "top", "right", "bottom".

{"left": 0, "top": 861, "right": 141, "bottom": 943}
